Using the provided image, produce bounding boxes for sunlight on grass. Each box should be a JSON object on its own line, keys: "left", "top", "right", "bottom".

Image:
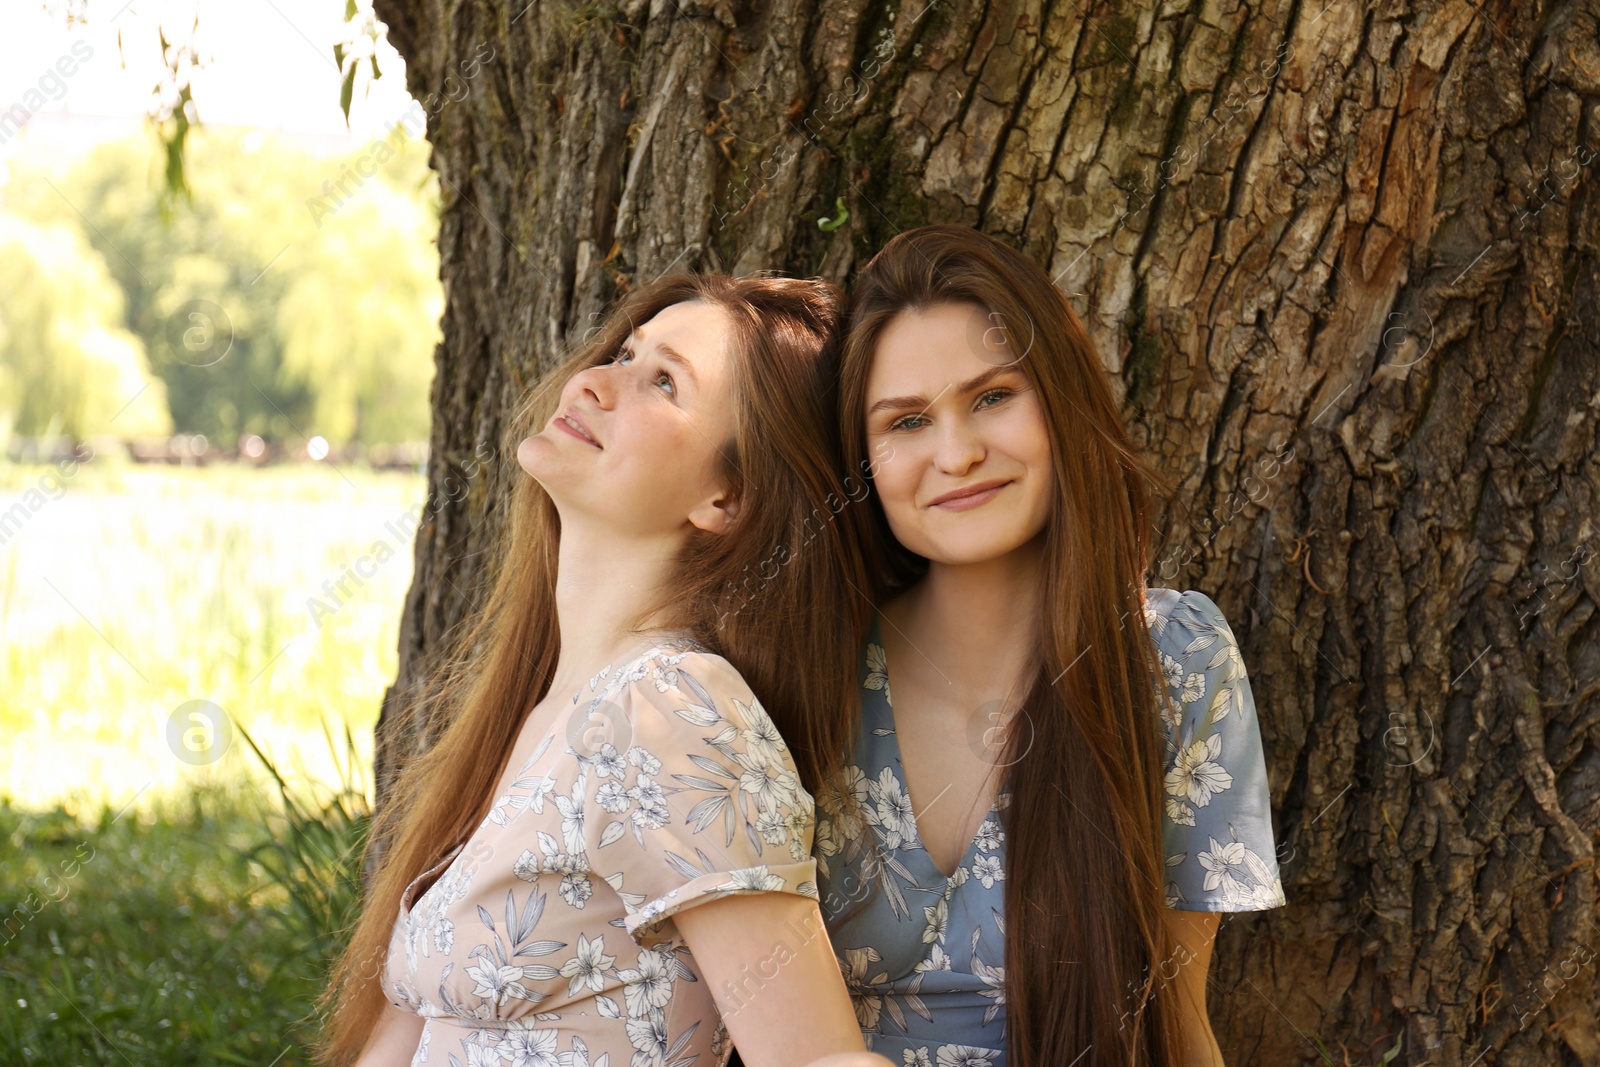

{"left": 0, "top": 726, "right": 374, "bottom": 1065}
{"left": 0, "top": 453, "right": 404, "bottom": 1063}
{"left": 0, "top": 456, "right": 425, "bottom": 817}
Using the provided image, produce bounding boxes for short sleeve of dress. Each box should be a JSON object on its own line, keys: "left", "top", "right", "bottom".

{"left": 571, "top": 646, "right": 820, "bottom": 947}
{"left": 1145, "top": 588, "right": 1287, "bottom": 912}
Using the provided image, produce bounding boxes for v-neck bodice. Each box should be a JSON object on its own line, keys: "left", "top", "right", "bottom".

{"left": 814, "top": 613, "right": 1012, "bottom": 1065}
{"left": 861, "top": 613, "right": 1007, "bottom": 884}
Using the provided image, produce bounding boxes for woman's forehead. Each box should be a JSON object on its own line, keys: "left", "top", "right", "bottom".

{"left": 866, "top": 304, "right": 1012, "bottom": 391}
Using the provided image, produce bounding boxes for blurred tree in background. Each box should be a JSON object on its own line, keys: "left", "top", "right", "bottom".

{"left": 0, "top": 123, "right": 440, "bottom": 448}
{"left": 0, "top": 214, "right": 170, "bottom": 440}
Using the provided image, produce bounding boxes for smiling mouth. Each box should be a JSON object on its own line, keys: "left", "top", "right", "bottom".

{"left": 558, "top": 413, "right": 600, "bottom": 446}
{"left": 928, "top": 480, "right": 1010, "bottom": 508}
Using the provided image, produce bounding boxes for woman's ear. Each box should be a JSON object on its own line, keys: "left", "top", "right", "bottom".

{"left": 687, "top": 487, "right": 741, "bottom": 535}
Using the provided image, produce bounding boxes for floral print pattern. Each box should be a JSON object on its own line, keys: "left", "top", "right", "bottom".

{"left": 814, "top": 588, "right": 1285, "bottom": 1065}
{"left": 382, "top": 637, "right": 818, "bottom": 1067}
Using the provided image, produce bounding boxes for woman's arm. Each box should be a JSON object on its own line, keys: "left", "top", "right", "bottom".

{"left": 352, "top": 1001, "right": 426, "bottom": 1067}
{"left": 1161, "top": 908, "right": 1225, "bottom": 1067}
{"left": 673, "top": 891, "right": 894, "bottom": 1067}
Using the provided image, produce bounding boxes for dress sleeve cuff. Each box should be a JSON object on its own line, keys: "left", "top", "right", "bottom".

{"left": 625, "top": 859, "right": 820, "bottom": 946}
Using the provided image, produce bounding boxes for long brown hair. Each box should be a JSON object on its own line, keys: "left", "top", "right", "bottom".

{"left": 315, "top": 273, "right": 873, "bottom": 1066}
{"left": 837, "top": 226, "right": 1186, "bottom": 1066}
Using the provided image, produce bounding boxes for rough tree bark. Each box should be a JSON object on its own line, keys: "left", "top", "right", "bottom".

{"left": 365, "top": 0, "right": 1600, "bottom": 1062}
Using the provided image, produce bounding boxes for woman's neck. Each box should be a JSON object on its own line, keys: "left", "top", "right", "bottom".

{"left": 550, "top": 513, "right": 681, "bottom": 689}
{"left": 884, "top": 535, "right": 1045, "bottom": 704}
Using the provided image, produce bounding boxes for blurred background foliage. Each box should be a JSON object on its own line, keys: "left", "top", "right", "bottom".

{"left": 1, "top": 6, "right": 445, "bottom": 1063}
{"left": 0, "top": 122, "right": 440, "bottom": 447}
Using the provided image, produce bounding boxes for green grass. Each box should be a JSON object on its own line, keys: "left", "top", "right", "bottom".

{"left": 0, "top": 723, "right": 372, "bottom": 1065}
{"left": 0, "top": 458, "right": 419, "bottom": 1064}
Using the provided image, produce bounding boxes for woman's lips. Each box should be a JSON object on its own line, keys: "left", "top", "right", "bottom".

{"left": 930, "top": 481, "right": 1010, "bottom": 510}
{"left": 555, "top": 412, "right": 600, "bottom": 447}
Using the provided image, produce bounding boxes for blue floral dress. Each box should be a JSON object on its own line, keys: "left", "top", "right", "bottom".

{"left": 812, "top": 587, "right": 1286, "bottom": 1066}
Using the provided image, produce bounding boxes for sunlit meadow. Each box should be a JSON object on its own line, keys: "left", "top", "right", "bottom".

{"left": 1, "top": 456, "right": 420, "bottom": 815}
{"left": 0, "top": 454, "right": 422, "bottom": 1064}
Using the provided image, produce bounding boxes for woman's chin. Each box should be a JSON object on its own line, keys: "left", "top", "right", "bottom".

{"left": 908, "top": 530, "right": 1030, "bottom": 567}
{"left": 516, "top": 433, "right": 556, "bottom": 478}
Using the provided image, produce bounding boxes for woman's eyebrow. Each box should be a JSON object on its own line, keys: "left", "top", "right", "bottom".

{"left": 631, "top": 328, "right": 700, "bottom": 390}
{"left": 866, "top": 363, "right": 1015, "bottom": 416}
{"left": 654, "top": 343, "right": 699, "bottom": 389}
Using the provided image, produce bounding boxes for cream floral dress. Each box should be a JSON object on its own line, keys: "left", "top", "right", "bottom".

{"left": 381, "top": 636, "right": 819, "bottom": 1067}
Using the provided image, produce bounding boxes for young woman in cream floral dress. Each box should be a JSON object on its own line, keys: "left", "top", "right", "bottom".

{"left": 317, "top": 273, "right": 894, "bottom": 1067}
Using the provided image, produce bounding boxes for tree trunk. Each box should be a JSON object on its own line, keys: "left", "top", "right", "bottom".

{"left": 366, "top": 0, "right": 1600, "bottom": 1061}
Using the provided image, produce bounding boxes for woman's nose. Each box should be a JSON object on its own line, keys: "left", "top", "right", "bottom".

{"left": 573, "top": 364, "right": 613, "bottom": 408}
{"left": 934, "top": 416, "right": 985, "bottom": 473}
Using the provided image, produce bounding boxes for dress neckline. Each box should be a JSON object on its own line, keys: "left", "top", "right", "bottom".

{"left": 868, "top": 612, "right": 1003, "bottom": 884}
{"left": 409, "top": 634, "right": 699, "bottom": 918}
{"left": 401, "top": 842, "right": 465, "bottom": 919}
{"left": 572, "top": 631, "right": 699, "bottom": 704}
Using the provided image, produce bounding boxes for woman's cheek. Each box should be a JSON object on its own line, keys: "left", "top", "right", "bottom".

{"left": 1002, "top": 400, "right": 1054, "bottom": 495}
{"left": 871, "top": 443, "right": 922, "bottom": 532}
{"left": 1004, "top": 394, "right": 1052, "bottom": 460}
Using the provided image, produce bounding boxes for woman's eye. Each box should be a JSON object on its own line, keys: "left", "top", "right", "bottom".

{"left": 610, "top": 348, "right": 673, "bottom": 396}
{"left": 888, "top": 414, "right": 927, "bottom": 432}
{"left": 977, "top": 388, "right": 1011, "bottom": 408}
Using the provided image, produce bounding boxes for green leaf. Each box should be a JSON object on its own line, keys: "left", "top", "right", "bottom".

{"left": 158, "top": 83, "right": 196, "bottom": 219}
{"left": 817, "top": 195, "right": 849, "bottom": 232}
{"left": 340, "top": 64, "right": 356, "bottom": 123}
{"left": 1289, "top": 1026, "right": 1336, "bottom": 1066}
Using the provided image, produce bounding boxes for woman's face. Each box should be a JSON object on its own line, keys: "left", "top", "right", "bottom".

{"left": 863, "top": 301, "right": 1053, "bottom": 566}
{"left": 517, "top": 299, "right": 743, "bottom": 538}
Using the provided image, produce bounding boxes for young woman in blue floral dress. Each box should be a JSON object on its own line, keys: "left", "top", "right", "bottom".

{"left": 810, "top": 227, "right": 1287, "bottom": 1067}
